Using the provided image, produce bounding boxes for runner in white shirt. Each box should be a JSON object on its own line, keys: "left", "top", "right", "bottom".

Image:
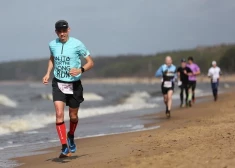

{"left": 208, "top": 61, "right": 222, "bottom": 101}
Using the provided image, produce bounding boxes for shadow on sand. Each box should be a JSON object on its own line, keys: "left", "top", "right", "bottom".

{"left": 46, "top": 154, "right": 88, "bottom": 164}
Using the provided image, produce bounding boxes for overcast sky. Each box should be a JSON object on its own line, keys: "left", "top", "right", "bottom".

{"left": 0, "top": 0, "right": 235, "bottom": 62}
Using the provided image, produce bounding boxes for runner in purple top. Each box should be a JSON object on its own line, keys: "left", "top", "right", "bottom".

{"left": 186, "top": 57, "right": 200, "bottom": 106}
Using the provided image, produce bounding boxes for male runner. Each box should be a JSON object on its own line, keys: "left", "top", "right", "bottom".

{"left": 187, "top": 57, "right": 200, "bottom": 106}
{"left": 177, "top": 59, "right": 192, "bottom": 107}
{"left": 155, "top": 56, "right": 177, "bottom": 118}
{"left": 42, "top": 20, "right": 94, "bottom": 158}
{"left": 208, "top": 61, "right": 222, "bottom": 101}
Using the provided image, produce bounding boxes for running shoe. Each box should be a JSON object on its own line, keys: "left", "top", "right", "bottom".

{"left": 166, "top": 110, "right": 171, "bottom": 118}
{"left": 180, "top": 103, "right": 185, "bottom": 108}
{"left": 214, "top": 95, "right": 217, "bottom": 101}
{"left": 67, "top": 132, "right": 77, "bottom": 153}
{"left": 59, "top": 145, "right": 71, "bottom": 158}
{"left": 188, "top": 101, "right": 192, "bottom": 107}
{"left": 192, "top": 98, "right": 195, "bottom": 104}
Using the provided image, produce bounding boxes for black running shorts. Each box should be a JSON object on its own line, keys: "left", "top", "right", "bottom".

{"left": 52, "top": 77, "right": 84, "bottom": 108}
{"left": 161, "top": 82, "right": 174, "bottom": 95}
{"left": 188, "top": 81, "right": 196, "bottom": 91}
{"left": 179, "top": 83, "right": 188, "bottom": 89}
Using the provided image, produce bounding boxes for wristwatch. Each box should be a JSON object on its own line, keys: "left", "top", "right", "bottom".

{"left": 81, "top": 67, "right": 85, "bottom": 73}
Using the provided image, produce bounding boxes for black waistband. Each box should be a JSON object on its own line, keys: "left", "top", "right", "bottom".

{"left": 53, "top": 77, "right": 81, "bottom": 84}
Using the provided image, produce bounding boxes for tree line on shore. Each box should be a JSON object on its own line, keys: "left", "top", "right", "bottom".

{"left": 0, "top": 43, "right": 234, "bottom": 81}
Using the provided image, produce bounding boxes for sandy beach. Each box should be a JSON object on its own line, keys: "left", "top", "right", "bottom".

{"left": 14, "top": 89, "right": 235, "bottom": 168}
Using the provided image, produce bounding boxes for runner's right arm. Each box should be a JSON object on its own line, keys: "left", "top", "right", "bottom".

{"left": 176, "top": 67, "right": 182, "bottom": 85}
{"left": 42, "top": 47, "right": 54, "bottom": 84}
{"left": 46, "top": 55, "right": 54, "bottom": 75}
{"left": 173, "top": 66, "right": 177, "bottom": 82}
{"left": 177, "top": 67, "right": 180, "bottom": 78}
{"left": 207, "top": 68, "right": 212, "bottom": 78}
{"left": 155, "top": 65, "right": 163, "bottom": 77}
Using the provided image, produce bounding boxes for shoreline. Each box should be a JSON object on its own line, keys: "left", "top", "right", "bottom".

{"left": 0, "top": 75, "right": 235, "bottom": 85}
{"left": 14, "top": 89, "right": 235, "bottom": 168}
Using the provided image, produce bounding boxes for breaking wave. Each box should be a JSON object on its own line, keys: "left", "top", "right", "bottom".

{"left": 0, "top": 94, "right": 18, "bottom": 108}
{"left": 0, "top": 91, "right": 157, "bottom": 135}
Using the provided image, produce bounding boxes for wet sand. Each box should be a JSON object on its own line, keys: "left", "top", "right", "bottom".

{"left": 15, "top": 91, "right": 235, "bottom": 168}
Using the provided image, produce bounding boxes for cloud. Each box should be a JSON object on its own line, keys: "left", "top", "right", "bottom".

{"left": 0, "top": 0, "right": 235, "bottom": 61}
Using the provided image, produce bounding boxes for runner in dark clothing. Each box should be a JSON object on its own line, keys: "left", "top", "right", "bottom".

{"left": 177, "top": 59, "right": 192, "bottom": 107}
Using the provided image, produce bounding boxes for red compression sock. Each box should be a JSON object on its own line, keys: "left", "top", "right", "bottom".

{"left": 56, "top": 122, "right": 67, "bottom": 144}
{"left": 69, "top": 119, "right": 78, "bottom": 135}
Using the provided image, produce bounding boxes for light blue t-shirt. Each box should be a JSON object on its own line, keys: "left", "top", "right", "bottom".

{"left": 155, "top": 64, "right": 177, "bottom": 82}
{"left": 49, "top": 37, "right": 90, "bottom": 82}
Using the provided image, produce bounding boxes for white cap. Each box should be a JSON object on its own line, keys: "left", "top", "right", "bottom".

{"left": 212, "top": 61, "right": 216, "bottom": 65}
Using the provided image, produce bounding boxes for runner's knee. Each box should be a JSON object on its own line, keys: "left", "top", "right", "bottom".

{"left": 164, "top": 96, "right": 168, "bottom": 103}
{"left": 70, "top": 115, "right": 78, "bottom": 121}
{"left": 70, "top": 117, "right": 79, "bottom": 123}
{"left": 55, "top": 110, "right": 64, "bottom": 121}
{"left": 167, "top": 96, "right": 172, "bottom": 101}
{"left": 69, "top": 107, "right": 79, "bottom": 119}
{"left": 54, "top": 104, "right": 64, "bottom": 121}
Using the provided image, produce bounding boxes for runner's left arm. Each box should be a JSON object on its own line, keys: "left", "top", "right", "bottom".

{"left": 194, "top": 64, "right": 201, "bottom": 75}
{"left": 173, "top": 66, "right": 177, "bottom": 82}
{"left": 82, "top": 56, "right": 94, "bottom": 72}
{"left": 78, "top": 43, "right": 94, "bottom": 72}
{"left": 219, "top": 68, "right": 222, "bottom": 76}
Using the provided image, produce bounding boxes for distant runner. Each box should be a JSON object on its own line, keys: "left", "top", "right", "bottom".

{"left": 177, "top": 59, "right": 192, "bottom": 107}
{"left": 155, "top": 56, "right": 177, "bottom": 118}
{"left": 42, "top": 20, "right": 94, "bottom": 158}
{"left": 187, "top": 57, "right": 200, "bottom": 106}
{"left": 208, "top": 61, "right": 222, "bottom": 101}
